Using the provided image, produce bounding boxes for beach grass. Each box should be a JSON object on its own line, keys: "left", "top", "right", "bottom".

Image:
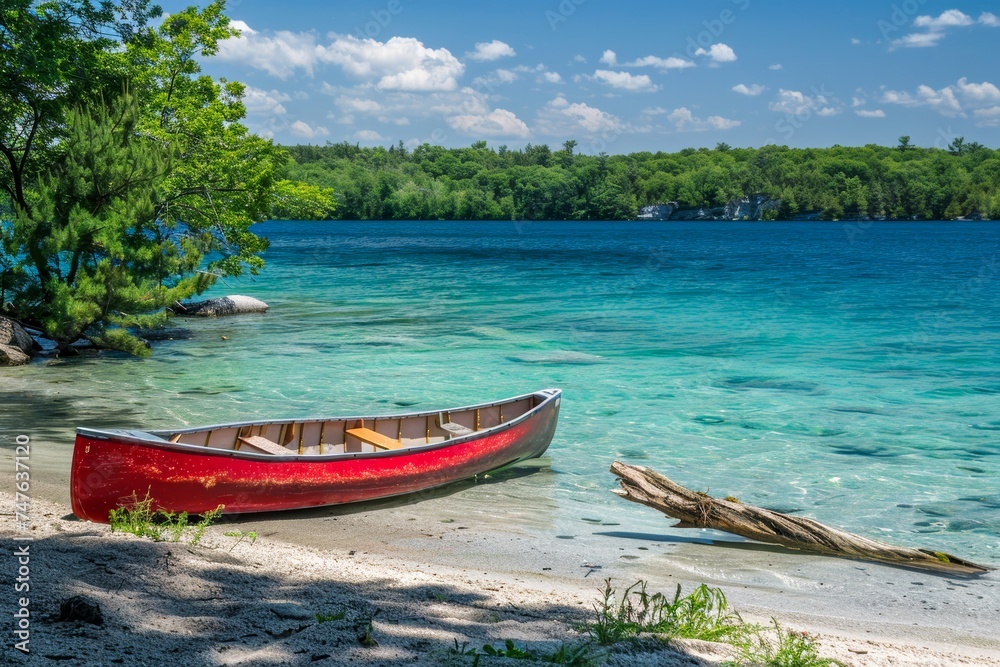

{"left": 108, "top": 491, "right": 223, "bottom": 544}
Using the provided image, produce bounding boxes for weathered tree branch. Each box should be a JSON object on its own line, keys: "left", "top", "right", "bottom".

{"left": 610, "top": 461, "right": 991, "bottom": 576}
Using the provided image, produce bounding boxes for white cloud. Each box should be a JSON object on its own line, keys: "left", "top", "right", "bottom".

{"left": 769, "top": 64, "right": 783, "bottom": 70}
{"left": 973, "top": 106, "right": 1000, "bottom": 126}
{"left": 337, "top": 96, "right": 383, "bottom": 113}
{"left": 472, "top": 68, "right": 519, "bottom": 87}
{"left": 980, "top": 12, "right": 1000, "bottom": 27}
{"left": 893, "top": 9, "right": 999, "bottom": 49}
{"left": 769, "top": 89, "right": 843, "bottom": 117}
{"left": 290, "top": 120, "right": 329, "bottom": 138}
{"left": 447, "top": 108, "right": 530, "bottom": 138}
{"left": 541, "top": 71, "right": 563, "bottom": 84}
{"left": 599, "top": 50, "right": 617, "bottom": 66}
{"left": 956, "top": 77, "right": 1000, "bottom": 103}
{"left": 626, "top": 55, "right": 695, "bottom": 70}
{"left": 243, "top": 86, "right": 290, "bottom": 116}
{"left": 217, "top": 26, "right": 465, "bottom": 91}
{"left": 732, "top": 83, "right": 765, "bottom": 96}
{"left": 667, "top": 107, "right": 740, "bottom": 131}
{"left": 592, "top": 69, "right": 659, "bottom": 93}
{"left": 851, "top": 38, "right": 861, "bottom": 45}
{"left": 573, "top": 54, "right": 587, "bottom": 63}
{"left": 229, "top": 20, "right": 256, "bottom": 35}
{"left": 913, "top": 9, "right": 974, "bottom": 29}
{"left": 892, "top": 31, "right": 946, "bottom": 48}
{"left": 879, "top": 77, "right": 1000, "bottom": 118}
{"left": 694, "top": 43, "right": 737, "bottom": 64}
{"left": 881, "top": 84, "right": 963, "bottom": 116}
{"left": 354, "top": 130, "right": 388, "bottom": 142}
{"left": 217, "top": 27, "right": 321, "bottom": 78}
{"left": 539, "top": 96, "right": 622, "bottom": 135}
{"left": 855, "top": 109, "right": 886, "bottom": 118}
{"left": 322, "top": 35, "right": 465, "bottom": 91}
{"left": 466, "top": 40, "right": 516, "bottom": 62}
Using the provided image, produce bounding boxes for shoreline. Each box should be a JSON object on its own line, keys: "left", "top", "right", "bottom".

{"left": 4, "top": 490, "right": 999, "bottom": 665}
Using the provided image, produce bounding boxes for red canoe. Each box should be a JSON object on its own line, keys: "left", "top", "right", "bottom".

{"left": 71, "top": 389, "right": 561, "bottom": 522}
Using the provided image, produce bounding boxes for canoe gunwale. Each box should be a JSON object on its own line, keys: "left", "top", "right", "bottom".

{"left": 74, "top": 389, "right": 561, "bottom": 463}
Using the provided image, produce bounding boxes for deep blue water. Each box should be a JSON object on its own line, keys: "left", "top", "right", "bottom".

{"left": 4, "top": 220, "right": 999, "bottom": 563}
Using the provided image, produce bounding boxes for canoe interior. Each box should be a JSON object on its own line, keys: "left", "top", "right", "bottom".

{"left": 144, "top": 392, "right": 551, "bottom": 457}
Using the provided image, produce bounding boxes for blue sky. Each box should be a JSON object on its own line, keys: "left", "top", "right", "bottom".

{"left": 176, "top": 0, "right": 1000, "bottom": 152}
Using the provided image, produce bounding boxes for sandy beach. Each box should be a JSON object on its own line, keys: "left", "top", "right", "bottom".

{"left": 4, "top": 479, "right": 1000, "bottom": 666}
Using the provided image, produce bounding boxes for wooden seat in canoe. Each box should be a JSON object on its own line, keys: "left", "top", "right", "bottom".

{"left": 436, "top": 413, "right": 474, "bottom": 438}
{"left": 346, "top": 427, "right": 402, "bottom": 450}
{"left": 238, "top": 435, "right": 292, "bottom": 455}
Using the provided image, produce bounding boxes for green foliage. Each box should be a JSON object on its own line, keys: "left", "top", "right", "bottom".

{"left": 224, "top": 529, "right": 258, "bottom": 550}
{"left": 283, "top": 140, "right": 998, "bottom": 223}
{"left": 315, "top": 610, "right": 346, "bottom": 623}
{"left": 588, "top": 579, "right": 753, "bottom": 646}
{"left": 1, "top": 0, "right": 323, "bottom": 355}
{"left": 724, "top": 620, "right": 845, "bottom": 667}
{"left": 109, "top": 491, "right": 223, "bottom": 544}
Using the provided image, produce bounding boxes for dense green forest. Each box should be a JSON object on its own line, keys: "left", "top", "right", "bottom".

{"left": 283, "top": 138, "right": 1000, "bottom": 221}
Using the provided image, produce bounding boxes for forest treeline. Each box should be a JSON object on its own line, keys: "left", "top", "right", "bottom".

{"left": 282, "top": 138, "right": 1000, "bottom": 221}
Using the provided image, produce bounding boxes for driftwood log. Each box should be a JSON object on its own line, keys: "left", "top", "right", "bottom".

{"left": 610, "top": 461, "right": 991, "bottom": 576}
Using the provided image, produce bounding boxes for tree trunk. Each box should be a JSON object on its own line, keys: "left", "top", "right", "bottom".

{"left": 610, "top": 461, "right": 991, "bottom": 576}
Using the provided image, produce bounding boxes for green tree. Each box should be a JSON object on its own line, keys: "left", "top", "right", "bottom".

{"left": 1, "top": 0, "right": 328, "bottom": 355}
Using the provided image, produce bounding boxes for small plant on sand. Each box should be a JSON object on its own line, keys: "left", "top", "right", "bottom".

{"left": 724, "top": 620, "right": 845, "bottom": 667}
{"left": 108, "top": 491, "right": 223, "bottom": 544}
{"left": 588, "top": 579, "right": 752, "bottom": 645}
{"left": 224, "top": 530, "right": 258, "bottom": 551}
{"left": 315, "top": 610, "right": 346, "bottom": 623}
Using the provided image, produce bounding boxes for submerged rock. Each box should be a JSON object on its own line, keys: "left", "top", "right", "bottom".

{"left": 0, "top": 316, "right": 37, "bottom": 366}
{"left": 173, "top": 295, "right": 269, "bottom": 317}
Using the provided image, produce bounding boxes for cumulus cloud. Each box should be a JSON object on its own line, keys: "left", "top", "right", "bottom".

{"left": 538, "top": 96, "right": 623, "bottom": 135}
{"left": 893, "top": 9, "right": 999, "bottom": 49}
{"left": 541, "top": 71, "right": 563, "bottom": 84}
{"left": 732, "top": 83, "right": 765, "bottom": 96}
{"left": 290, "top": 120, "right": 329, "bottom": 138}
{"left": 973, "top": 106, "right": 1000, "bottom": 126}
{"left": 855, "top": 109, "right": 886, "bottom": 118}
{"left": 243, "top": 86, "right": 290, "bottom": 116}
{"left": 667, "top": 107, "right": 740, "bottom": 131}
{"left": 217, "top": 27, "right": 322, "bottom": 78}
{"left": 351, "top": 130, "right": 386, "bottom": 142}
{"left": 626, "top": 55, "right": 695, "bottom": 70}
{"left": 599, "top": 50, "right": 617, "bottom": 66}
{"left": 217, "top": 25, "right": 465, "bottom": 91}
{"left": 880, "top": 77, "right": 1000, "bottom": 120}
{"left": 769, "top": 89, "right": 843, "bottom": 117}
{"left": 447, "top": 108, "right": 530, "bottom": 138}
{"left": 337, "top": 97, "right": 383, "bottom": 113}
{"left": 322, "top": 35, "right": 465, "bottom": 91}
{"left": 914, "top": 9, "right": 974, "bottom": 29}
{"left": 769, "top": 64, "right": 783, "bottom": 70}
{"left": 591, "top": 69, "right": 659, "bottom": 93}
{"left": 466, "top": 40, "right": 516, "bottom": 62}
{"left": 956, "top": 77, "right": 1000, "bottom": 103}
{"left": 694, "top": 43, "right": 737, "bottom": 64}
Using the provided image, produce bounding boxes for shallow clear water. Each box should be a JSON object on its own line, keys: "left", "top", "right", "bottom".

{"left": 3, "top": 220, "right": 999, "bottom": 564}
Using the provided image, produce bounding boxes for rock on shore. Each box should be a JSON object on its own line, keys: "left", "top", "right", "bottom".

{"left": 0, "top": 316, "right": 37, "bottom": 366}
{"left": 172, "top": 295, "right": 270, "bottom": 317}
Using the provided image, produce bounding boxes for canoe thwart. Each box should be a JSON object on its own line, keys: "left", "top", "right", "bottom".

{"left": 346, "top": 427, "right": 402, "bottom": 450}
{"left": 436, "top": 413, "right": 474, "bottom": 438}
{"left": 238, "top": 435, "right": 291, "bottom": 456}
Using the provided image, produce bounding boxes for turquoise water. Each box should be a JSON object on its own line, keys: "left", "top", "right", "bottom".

{"left": 3, "top": 220, "right": 999, "bottom": 564}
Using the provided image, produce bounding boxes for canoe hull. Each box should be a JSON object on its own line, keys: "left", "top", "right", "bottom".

{"left": 70, "top": 391, "right": 560, "bottom": 522}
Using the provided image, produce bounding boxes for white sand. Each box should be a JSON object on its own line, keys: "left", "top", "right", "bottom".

{"left": 3, "top": 489, "right": 999, "bottom": 666}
